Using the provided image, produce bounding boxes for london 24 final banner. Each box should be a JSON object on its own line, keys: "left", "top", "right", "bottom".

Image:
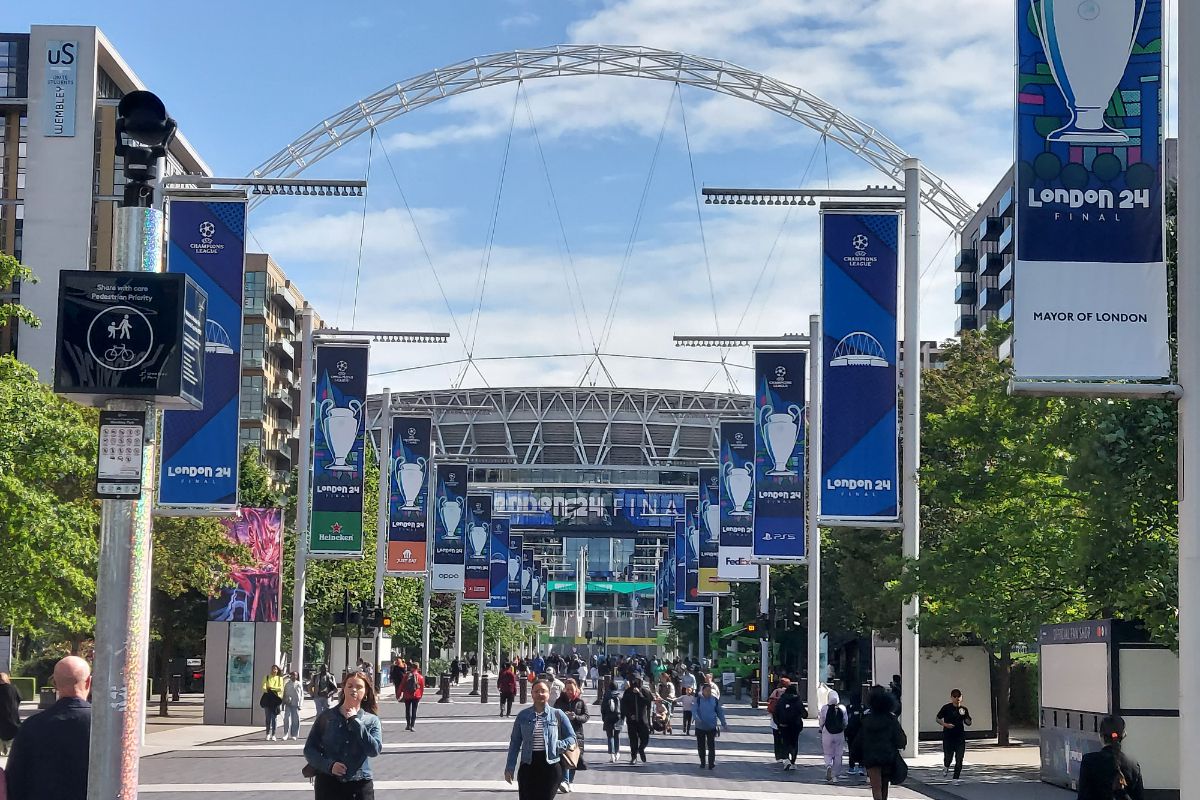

{"left": 464, "top": 492, "right": 492, "bottom": 602}
{"left": 507, "top": 533, "right": 524, "bottom": 615}
{"left": 697, "top": 466, "right": 731, "bottom": 595}
{"left": 158, "top": 199, "right": 246, "bottom": 512}
{"left": 820, "top": 211, "right": 900, "bottom": 521}
{"left": 432, "top": 462, "right": 468, "bottom": 592}
{"left": 488, "top": 516, "right": 510, "bottom": 610}
{"left": 1014, "top": 0, "right": 1167, "bottom": 379}
{"left": 718, "top": 420, "right": 758, "bottom": 581}
{"left": 309, "top": 344, "right": 369, "bottom": 558}
{"left": 673, "top": 522, "right": 699, "bottom": 614}
{"left": 753, "top": 349, "right": 806, "bottom": 559}
{"left": 684, "top": 498, "right": 708, "bottom": 608}
{"left": 386, "top": 416, "right": 432, "bottom": 575}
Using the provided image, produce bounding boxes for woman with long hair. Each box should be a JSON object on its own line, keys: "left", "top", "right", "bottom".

{"left": 504, "top": 679, "right": 577, "bottom": 800}
{"left": 260, "top": 664, "right": 284, "bottom": 740}
{"left": 860, "top": 685, "right": 908, "bottom": 800}
{"left": 498, "top": 663, "right": 519, "bottom": 717}
{"left": 553, "top": 677, "right": 589, "bottom": 792}
{"left": 303, "top": 672, "right": 384, "bottom": 800}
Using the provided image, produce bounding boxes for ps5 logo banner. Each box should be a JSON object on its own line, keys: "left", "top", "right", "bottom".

{"left": 309, "top": 343, "right": 369, "bottom": 558}
{"left": 820, "top": 211, "right": 899, "bottom": 521}
{"left": 432, "top": 462, "right": 469, "bottom": 592}
{"left": 1013, "top": 0, "right": 1167, "bottom": 380}
{"left": 386, "top": 415, "right": 432, "bottom": 575}
{"left": 718, "top": 420, "right": 759, "bottom": 582}
{"left": 753, "top": 350, "right": 806, "bottom": 560}
{"left": 488, "top": 517, "right": 511, "bottom": 610}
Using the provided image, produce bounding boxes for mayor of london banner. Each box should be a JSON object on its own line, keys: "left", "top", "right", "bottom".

{"left": 753, "top": 349, "right": 806, "bottom": 559}
{"left": 432, "top": 462, "right": 468, "bottom": 592}
{"left": 697, "top": 466, "right": 730, "bottom": 595}
{"left": 718, "top": 420, "right": 757, "bottom": 581}
{"left": 507, "top": 533, "right": 524, "bottom": 615}
{"left": 464, "top": 492, "right": 492, "bottom": 602}
{"left": 820, "top": 210, "right": 900, "bottom": 521}
{"left": 1013, "top": 0, "right": 1167, "bottom": 379}
{"left": 386, "top": 416, "right": 432, "bottom": 575}
{"left": 158, "top": 198, "right": 246, "bottom": 512}
{"left": 488, "top": 516, "right": 510, "bottom": 610}
{"left": 308, "top": 344, "right": 369, "bottom": 558}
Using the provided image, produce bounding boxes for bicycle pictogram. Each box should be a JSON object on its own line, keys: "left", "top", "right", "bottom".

{"left": 104, "top": 344, "right": 137, "bottom": 364}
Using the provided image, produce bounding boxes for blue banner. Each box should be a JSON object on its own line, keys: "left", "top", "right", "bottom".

{"left": 820, "top": 211, "right": 899, "bottom": 521}
{"left": 158, "top": 199, "right": 246, "bottom": 511}
{"left": 432, "top": 462, "right": 468, "bottom": 592}
{"left": 753, "top": 349, "right": 806, "bottom": 559}
{"left": 532, "top": 558, "right": 544, "bottom": 623}
{"left": 696, "top": 467, "right": 730, "bottom": 595}
{"left": 488, "top": 517, "right": 510, "bottom": 610}
{"left": 684, "top": 498, "right": 707, "bottom": 607}
{"left": 309, "top": 344, "right": 369, "bottom": 557}
{"left": 673, "top": 520, "right": 699, "bottom": 614}
{"left": 521, "top": 546, "right": 535, "bottom": 619}
{"left": 507, "top": 533, "right": 523, "bottom": 615}
{"left": 718, "top": 420, "right": 757, "bottom": 581}
{"left": 386, "top": 416, "right": 432, "bottom": 575}
{"left": 465, "top": 493, "right": 492, "bottom": 602}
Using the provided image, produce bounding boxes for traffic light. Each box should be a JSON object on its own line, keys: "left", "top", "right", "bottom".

{"left": 380, "top": 612, "right": 392, "bottom": 629}
{"left": 365, "top": 606, "right": 391, "bottom": 629}
{"left": 746, "top": 619, "right": 758, "bottom": 635}
{"left": 757, "top": 613, "right": 771, "bottom": 640}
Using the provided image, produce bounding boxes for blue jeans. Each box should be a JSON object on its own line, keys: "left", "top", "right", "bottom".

{"left": 265, "top": 708, "right": 279, "bottom": 736}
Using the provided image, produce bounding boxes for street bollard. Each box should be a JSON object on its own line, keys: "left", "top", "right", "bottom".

{"left": 438, "top": 673, "right": 452, "bottom": 703}
{"left": 481, "top": 674, "right": 489, "bottom": 704}
{"left": 520, "top": 676, "right": 528, "bottom": 705}
{"left": 750, "top": 681, "right": 760, "bottom": 708}
{"left": 735, "top": 680, "right": 744, "bottom": 701}
{"left": 469, "top": 671, "right": 480, "bottom": 697}
{"left": 593, "top": 675, "right": 606, "bottom": 705}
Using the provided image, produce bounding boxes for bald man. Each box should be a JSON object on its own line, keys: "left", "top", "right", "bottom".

{"left": 4, "top": 655, "right": 92, "bottom": 800}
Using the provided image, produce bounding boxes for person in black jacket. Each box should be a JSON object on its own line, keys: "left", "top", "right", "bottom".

{"left": 554, "top": 677, "right": 590, "bottom": 792}
{"left": 4, "top": 656, "right": 92, "bottom": 800}
{"left": 844, "top": 695, "right": 866, "bottom": 775}
{"left": 620, "top": 677, "right": 654, "bottom": 764}
{"left": 0, "top": 671, "right": 21, "bottom": 756}
{"left": 860, "top": 685, "right": 907, "bottom": 800}
{"left": 772, "top": 683, "right": 806, "bottom": 770}
{"left": 1077, "top": 715, "right": 1144, "bottom": 800}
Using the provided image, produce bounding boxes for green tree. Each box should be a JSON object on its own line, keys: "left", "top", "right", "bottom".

{"left": 0, "top": 252, "right": 38, "bottom": 329}
{"left": 239, "top": 445, "right": 281, "bottom": 508}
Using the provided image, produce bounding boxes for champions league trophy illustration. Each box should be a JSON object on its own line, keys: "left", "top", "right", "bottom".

{"left": 468, "top": 517, "right": 490, "bottom": 558}
{"left": 702, "top": 499, "right": 721, "bottom": 543}
{"left": 319, "top": 398, "right": 363, "bottom": 471}
{"left": 723, "top": 461, "right": 754, "bottom": 516}
{"left": 1033, "top": 0, "right": 1146, "bottom": 143}
{"left": 521, "top": 566, "right": 532, "bottom": 593}
{"left": 531, "top": 573, "right": 541, "bottom": 600}
{"left": 539, "top": 581, "right": 547, "bottom": 606}
{"left": 438, "top": 496, "right": 464, "bottom": 541}
{"left": 760, "top": 403, "right": 802, "bottom": 476}
{"left": 391, "top": 455, "right": 427, "bottom": 510}
{"left": 508, "top": 556, "right": 520, "bottom": 584}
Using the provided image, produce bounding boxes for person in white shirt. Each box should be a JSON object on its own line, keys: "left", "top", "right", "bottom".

{"left": 545, "top": 669, "right": 566, "bottom": 707}
{"left": 678, "top": 687, "right": 696, "bottom": 735}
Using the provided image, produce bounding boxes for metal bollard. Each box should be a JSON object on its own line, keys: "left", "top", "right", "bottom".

{"left": 750, "top": 681, "right": 760, "bottom": 708}
{"left": 735, "top": 680, "right": 744, "bottom": 701}
{"left": 437, "top": 673, "right": 452, "bottom": 703}
{"left": 593, "top": 675, "right": 605, "bottom": 705}
{"left": 520, "top": 676, "right": 528, "bottom": 705}
{"left": 469, "top": 671, "right": 480, "bottom": 697}
{"left": 481, "top": 674, "right": 489, "bottom": 704}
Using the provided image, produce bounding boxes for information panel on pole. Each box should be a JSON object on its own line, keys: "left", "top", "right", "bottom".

{"left": 431, "top": 461, "right": 468, "bottom": 592}
{"left": 718, "top": 420, "right": 758, "bottom": 581}
{"left": 696, "top": 466, "right": 730, "bottom": 595}
{"left": 158, "top": 198, "right": 246, "bottom": 513}
{"left": 488, "top": 517, "right": 510, "bottom": 610}
{"left": 308, "top": 343, "right": 369, "bottom": 558}
{"left": 464, "top": 492, "right": 492, "bottom": 602}
{"left": 507, "top": 533, "right": 523, "bottom": 616}
{"left": 1013, "top": 0, "right": 1167, "bottom": 380}
{"left": 386, "top": 415, "right": 432, "bottom": 575}
{"left": 753, "top": 349, "right": 807, "bottom": 559}
{"left": 820, "top": 210, "right": 900, "bottom": 521}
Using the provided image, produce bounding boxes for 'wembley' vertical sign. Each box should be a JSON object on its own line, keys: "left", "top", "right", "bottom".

{"left": 820, "top": 210, "right": 900, "bottom": 521}
{"left": 1013, "top": 0, "right": 1167, "bottom": 379}
{"left": 386, "top": 415, "right": 432, "bottom": 575}
{"left": 309, "top": 344, "right": 369, "bottom": 558}
{"left": 753, "top": 349, "right": 806, "bottom": 559}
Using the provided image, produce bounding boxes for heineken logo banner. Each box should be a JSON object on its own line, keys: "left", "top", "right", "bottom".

{"left": 507, "top": 533, "right": 524, "bottom": 615}
{"left": 753, "top": 349, "right": 807, "bottom": 559}
{"left": 309, "top": 344, "right": 369, "bottom": 558}
{"left": 820, "top": 210, "right": 900, "bottom": 521}
{"left": 464, "top": 493, "right": 492, "bottom": 602}
{"left": 1013, "top": 0, "right": 1167, "bottom": 379}
{"left": 488, "top": 517, "right": 510, "bottom": 610}
{"left": 386, "top": 415, "right": 432, "bottom": 575}
{"left": 431, "top": 462, "right": 468, "bottom": 592}
{"left": 697, "top": 466, "right": 730, "bottom": 595}
{"left": 718, "top": 419, "right": 757, "bottom": 581}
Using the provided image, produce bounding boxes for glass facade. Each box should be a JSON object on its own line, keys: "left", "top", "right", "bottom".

{"left": 0, "top": 37, "right": 28, "bottom": 99}
{"left": 242, "top": 322, "right": 265, "bottom": 369}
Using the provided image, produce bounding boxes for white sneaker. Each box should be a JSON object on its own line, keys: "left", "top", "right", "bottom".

{"left": 559, "top": 782, "right": 571, "bottom": 793}
{"left": 267, "top": 734, "right": 275, "bottom": 741}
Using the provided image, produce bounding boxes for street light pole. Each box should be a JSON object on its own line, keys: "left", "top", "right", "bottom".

{"left": 806, "top": 313, "right": 823, "bottom": 716}
{"left": 374, "top": 388, "right": 393, "bottom": 676}
{"left": 291, "top": 307, "right": 315, "bottom": 681}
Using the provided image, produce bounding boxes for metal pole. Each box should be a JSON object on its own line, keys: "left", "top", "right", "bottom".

{"left": 900, "top": 158, "right": 922, "bottom": 758}
{"left": 292, "top": 307, "right": 314, "bottom": 679}
{"left": 807, "top": 313, "right": 822, "bottom": 716}
{"left": 697, "top": 608, "right": 705, "bottom": 664}
{"left": 1178, "top": 6, "right": 1199, "bottom": 796}
{"left": 421, "top": 465, "right": 433, "bottom": 669}
{"left": 373, "top": 389, "right": 392, "bottom": 677}
{"left": 454, "top": 593, "right": 463, "bottom": 665}
{"left": 473, "top": 607, "right": 484, "bottom": 696}
{"left": 759, "top": 564, "right": 770, "bottom": 702}
{"left": 87, "top": 204, "right": 162, "bottom": 800}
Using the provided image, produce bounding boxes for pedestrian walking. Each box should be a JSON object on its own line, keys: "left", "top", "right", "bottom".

{"left": 1076, "top": 715, "right": 1144, "bottom": 800}
{"left": 860, "top": 685, "right": 908, "bottom": 800}
{"left": 303, "top": 671, "right": 383, "bottom": 800}
{"left": 260, "top": 664, "right": 285, "bottom": 740}
{"left": 498, "top": 664, "right": 519, "bottom": 717}
{"left": 766, "top": 677, "right": 791, "bottom": 764}
{"left": 599, "top": 680, "right": 623, "bottom": 763}
{"left": 678, "top": 687, "right": 695, "bottom": 735}
{"left": 544, "top": 670, "right": 565, "bottom": 707}
{"left": 553, "top": 678, "right": 589, "bottom": 792}
{"left": 387, "top": 658, "right": 405, "bottom": 703}
{"left": 845, "top": 694, "right": 866, "bottom": 776}
{"left": 819, "top": 689, "right": 848, "bottom": 782}
{"left": 398, "top": 661, "right": 425, "bottom": 731}
{"left": 0, "top": 672, "right": 20, "bottom": 756}
{"left": 282, "top": 671, "right": 303, "bottom": 741}
{"left": 504, "top": 679, "right": 577, "bottom": 800}
{"left": 620, "top": 677, "right": 653, "bottom": 764}
{"left": 450, "top": 657, "right": 461, "bottom": 686}
{"left": 936, "top": 688, "right": 973, "bottom": 781}
{"left": 692, "top": 682, "right": 728, "bottom": 770}
{"left": 772, "top": 682, "right": 806, "bottom": 770}
{"left": 313, "top": 665, "right": 338, "bottom": 716}
{"left": 3, "top": 656, "right": 92, "bottom": 800}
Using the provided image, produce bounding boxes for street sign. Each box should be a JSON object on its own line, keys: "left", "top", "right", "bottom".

{"left": 95, "top": 409, "right": 146, "bottom": 499}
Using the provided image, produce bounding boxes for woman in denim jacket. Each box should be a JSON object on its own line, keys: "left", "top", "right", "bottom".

{"left": 505, "top": 679, "right": 577, "bottom": 799}
{"left": 304, "top": 672, "right": 384, "bottom": 800}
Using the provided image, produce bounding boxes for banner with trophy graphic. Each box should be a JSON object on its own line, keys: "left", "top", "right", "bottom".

{"left": 386, "top": 415, "right": 432, "bottom": 575}
{"left": 540, "top": 563, "right": 549, "bottom": 617}
{"left": 718, "top": 420, "right": 758, "bottom": 581}
{"left": 532, "top": 558, "right": 544, "bottom": 624}
{"left": 696, "top": 466, "right": 730, "bottom": 595}
{"left": 673, "top": 520, "right": 700, "bottom": 614}
{"left": 1013, "top": 0, "right": 1167, "bottom": 380}
{"left": 521, "top": 546, "right": 535, "bottom": 620}
{"left": 431, "top": 461, "right": 468, "bottom": 592}
{"left": 488, "top": 517, "right": 510, "bottom": 610}
{"left": 684, "top": 498, "right": 708, "bottom": 607}
{"left": 309, "top": 344, "right": 369, "bottom": 558}
{"left": 753, "top": 349, "right": 807, "bottom": 559}
{"left": 507, "top": 533, "right": 523, "bottom": 615}
{"left": 464, "top": 492, "right": 492, "bottom": 602}
{"left": 820, "top": 210, "right": 900, "bottom": 521}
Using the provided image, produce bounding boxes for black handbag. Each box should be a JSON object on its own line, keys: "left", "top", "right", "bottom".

{"left": 889, "top": 750, "right": 909, "bottom": 785}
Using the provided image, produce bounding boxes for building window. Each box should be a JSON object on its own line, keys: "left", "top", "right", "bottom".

{"left": 244, "top": 270, "right": 265, "bottom": 313}
{"left": 240, "top": 374, "right": 264, "bottom": 419}
{"left": 239, "top": 426, "right": 263, "bottom": 455}
{"left": 242, "top": 322, "right": 265, "bottom": 369}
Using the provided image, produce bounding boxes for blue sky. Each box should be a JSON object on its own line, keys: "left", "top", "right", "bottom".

{"left": 15, "top": 0, "right": 1150, "bottom": 393}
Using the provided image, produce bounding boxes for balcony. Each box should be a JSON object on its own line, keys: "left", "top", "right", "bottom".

{"left": 270, "top": 338, "right": 295, "bottom": 366}
{"left": 954, "top": 281, "right": 977, "bottom": 305}
{"left": 954, "top": 248, "right": 977, "bottom": 273}
{"left": 243, "top": 297, "right": 267, "bottom": 319}
{"left": 266, "top": 387, "right": 293, "bottom": 411}
{"left": 997, "top": 223, "right": 1013, "bottom": 255}
{"left": 997, "top": 185, "right": 1014, "bottom": 218}
{"left": 272, "top": 283, "right": 298, "bottom": 314}
{"left": 271, "top": 436, "right": 293, "bottom": 465}
{"left": 276, "top": 315, "right": 295, "bottom": 337}
{"left": 979, "top": 286, "right": 1005, "bottom": 312}
{"left": 978, "top": 216, "right": 1003, "bottom": 242}
{"left": 979, "top": 252, "right": 1005, "bottom": 277}
{"left": 955, "top": 313, "right": 978, "bottom": 335}
{"left": 999, "top": 298, "right": 1014, "bottom": 322}
{"left": 242, "top": 351, "right": 265, "bottom": 370}
{"left": 274, "top": 418, "right": 294, "bottom": 437}
{"left": 998, "top": 262, "right": 1014, "bottom": 291}
{"left": 278, "top": 368, "right": 294, "bottom": 388}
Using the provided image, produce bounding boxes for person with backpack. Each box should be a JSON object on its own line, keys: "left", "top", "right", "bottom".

{"left": 1076, "top": 715, "right": 1144, "bottom": 800}
{"left": 599, "top": 680, "right": 623, "bottom": 763}
{"left": 766, "top": 677, "right": 792, "bottom": 764}
{"left": 303, "top": 671, "right": 383, "bottom": 800}
{"left": 936, "top": 688, "right": 973, "bottom": 781}
{"left": 819, "top": 689, "right": 848, "bottom": 782}
{"left": 692, "top": 682, "right": 728, "bottom": 769}
{"left": 498, "top": 664, "right": 519, "bottom": 717}
{"left": 772, "top": 683, "right": 806, "bottom": 770}
{"left": 620, "top": 677, "right": 654, "bottom": 764}
{"left": 313, "top": 665, "right": 338, "bottom": 715}
{"left": 398, "top": 661, "right": 426, "bottom": 731}
{"left": 388, "top": 658, "right": 406, "bottom": 703}
{"left": 861, "top": 685, "right": 907, "bottom": 800}
{"left": 844, "top": 694, "right": 866, "bottom": 776}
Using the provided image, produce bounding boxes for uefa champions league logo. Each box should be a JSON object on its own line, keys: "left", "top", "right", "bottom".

{"left": 199, "top": 221, "right": 216, "bottom": 240}
{"left": 336, "top": 360, "right": 349, "bottom": 375}
{"left": 775, "top": 365, "right": 786, "bottom": 379}
{"left": 734, "top": 432, "right": 744, "bottom": 444}
{"left": 852, "top": 234, "right": 869, "bottom": 255}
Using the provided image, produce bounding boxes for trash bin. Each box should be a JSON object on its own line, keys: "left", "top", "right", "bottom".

{"left": 38, "top": 687, "right": 57, "bottom": 709}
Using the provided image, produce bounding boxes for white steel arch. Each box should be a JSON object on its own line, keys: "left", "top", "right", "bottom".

{"left": 249, "top": 44, "right": 973, "bottom": 230}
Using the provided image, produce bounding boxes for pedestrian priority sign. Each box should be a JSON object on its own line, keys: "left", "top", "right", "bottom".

{"left": 54, "top": 270, "right": 207, "bottom": 409}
